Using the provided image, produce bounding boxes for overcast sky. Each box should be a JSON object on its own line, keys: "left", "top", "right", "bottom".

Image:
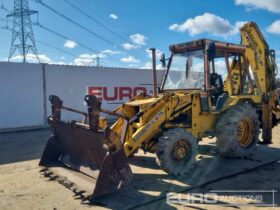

{"left": 0, "top": 0, "right": 279, "bottom": 69}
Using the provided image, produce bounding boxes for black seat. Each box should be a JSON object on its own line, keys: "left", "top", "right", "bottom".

{"left": 210, "top": 72, "right": 224, "bottom": 105}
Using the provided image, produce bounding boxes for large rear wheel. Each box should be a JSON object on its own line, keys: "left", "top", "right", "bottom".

{"left": 156, "top": 128, "right": 198, "bottom": 175}
{"left": 216, "top": 103, "right": 260, "bottom": 158}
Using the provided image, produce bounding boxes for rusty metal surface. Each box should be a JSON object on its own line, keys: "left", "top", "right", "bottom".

{"left": 39, "top": 95, "right": 133, "bottom": 199}
{"left": 55, "top": 120, "right": 106, "bottom": 168}
{"left": 85, "top": 94, "right": 129, "bottom": 120}
{"left": 92, "top": 148, "right": 133, "bottom": 198}
{"left": 39, "top": 120, "right": 133, "bottom": 198}
{"left": 85, "top": 95, "right": 101, "bottom": 131}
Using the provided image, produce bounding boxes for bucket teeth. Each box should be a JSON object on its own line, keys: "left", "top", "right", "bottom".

{"left": 81, "top": 195, "right": 91, "bottom": 202}
{"left": 57, "top": 177, "right": 67, "bottom": 184}
{"left": 44, "top": 171, "right": 53, "bottom": 177}
{"left": 40, "top": 169, "right": 92, "bottom": 201}
{"left": 49, "top": 175, "right": 59, "bottom": 181}
{"left": 39, "top": 128, "right": 133, "bottom": 200}
{"left": 63, "top": 181, "right": 74, "bottom": 189}
{"left": 74, "top": 189, "right": 86, "bottom": 195}
{"left": 39, "top": 168, "right": 48, "bottom": 172}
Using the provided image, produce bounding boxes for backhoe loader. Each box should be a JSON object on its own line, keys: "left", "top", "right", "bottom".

{"left": 39, "top": 22, "right": 280, "bottom": 199}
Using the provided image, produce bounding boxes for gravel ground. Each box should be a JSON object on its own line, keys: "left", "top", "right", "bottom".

{"left": 0, "top": 128, "right": 280, "bottom": 210}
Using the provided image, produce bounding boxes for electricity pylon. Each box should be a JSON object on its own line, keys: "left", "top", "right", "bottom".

{"left": 7, "top": 0, "right": 39, "bottom": 62}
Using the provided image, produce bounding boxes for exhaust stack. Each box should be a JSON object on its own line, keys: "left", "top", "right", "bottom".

{"left": 149, "top": 48, "right": 158, "bottom": 98}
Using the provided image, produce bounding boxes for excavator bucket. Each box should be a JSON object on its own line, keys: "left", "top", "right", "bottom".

{"left": 39, "top": 95, "right": 133, "bottom": 199}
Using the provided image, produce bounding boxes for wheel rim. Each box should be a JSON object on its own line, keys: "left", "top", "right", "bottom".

{"left": 237, "top": 117, "right": 254, "bottom": 147}
{"left": 171, "top": 139, "right": 191, "bottom": 162}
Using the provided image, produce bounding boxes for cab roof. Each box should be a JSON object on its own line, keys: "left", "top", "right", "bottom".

{"left": 169, "top": 39, "right": 246, "bottom": 56}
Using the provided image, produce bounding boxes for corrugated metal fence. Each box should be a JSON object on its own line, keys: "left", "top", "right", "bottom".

{"left": 0, "top": 62, "right": 163, "bottom": 131}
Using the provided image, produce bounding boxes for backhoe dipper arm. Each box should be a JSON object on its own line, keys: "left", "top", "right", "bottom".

{"left": 240, "top": 22, "right": 277, "bottom": 143}
{"left": 240, "top": 22, "right": 276, "bottom": 94}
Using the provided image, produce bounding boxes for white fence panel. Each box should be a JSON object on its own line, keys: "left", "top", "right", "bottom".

{"left": 0, "top": 62, "right": 164, "bottom": 130}
{"left": 0, "top": 62, "right": 44, "bottom": 130}
{"left": 45, "top": 65, "right": 164, "bottom": 122}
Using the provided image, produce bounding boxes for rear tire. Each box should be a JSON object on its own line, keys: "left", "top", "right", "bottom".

{"left": 216, "top": 103, "right": 260, "bottom": 158}
{"left": 156, "top": 128, "right": 197, "bottom": 175}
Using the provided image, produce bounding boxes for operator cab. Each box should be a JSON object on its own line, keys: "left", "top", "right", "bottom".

{"left": 161, "top": 39, "right": 253, "bottom": 111}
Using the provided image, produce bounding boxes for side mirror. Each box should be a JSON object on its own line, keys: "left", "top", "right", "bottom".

{"left": 206, "top": 42, "right": 216, "bottom": 60}
{"left": 160, "top": 53, "right": 166, "bottom": 67}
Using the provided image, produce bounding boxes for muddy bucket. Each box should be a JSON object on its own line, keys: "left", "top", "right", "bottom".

{"left": 39, "top": 95, "right": 133, "bottom": 199}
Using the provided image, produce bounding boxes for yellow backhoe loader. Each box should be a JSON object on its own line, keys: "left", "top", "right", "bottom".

{"left": 39, "top": 22, "right": 280, "bottom": 199}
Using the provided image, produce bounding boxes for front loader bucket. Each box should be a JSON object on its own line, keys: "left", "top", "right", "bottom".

{"left": 39, "top": 95, "right": 133, "bottom": 199}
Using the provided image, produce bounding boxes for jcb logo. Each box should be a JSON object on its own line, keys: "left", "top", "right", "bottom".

{"left": 88, "top": 86, "right": 147, "bottom": 101}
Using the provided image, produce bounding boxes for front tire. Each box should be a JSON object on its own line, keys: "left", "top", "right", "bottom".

{"left": 156, "top": 128, "right": 198, "bottom": 175}
{"left": 216, "top": 103, "right": 260, "bottom": 158}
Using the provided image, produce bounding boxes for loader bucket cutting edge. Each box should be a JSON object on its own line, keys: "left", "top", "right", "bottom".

{"left": 39, "top": 120, "right": 133, "bottom": 199}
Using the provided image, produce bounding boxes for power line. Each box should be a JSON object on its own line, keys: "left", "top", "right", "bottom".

{"left": 0, "top": 18, "right": 10, "bottom": 29}
{"left": 4, "top": 0, "right": 149, "bottom": 65}
{"left": 2, "top": 24, "right": 102, "bottom": 62}
{"left": 73, "top": 0, "right": 118, "bottom": 30}
{"left": 34, "top": 0, "right": 115, "bottom": 46}
{"left": 36, "top": 39, "right": 76, "bottom": 57}
{"left": 34, "top": 23, "right": 124, "bottom": 65}
{"left": 0, "top": 0, "right": 10, "bottom": 12}
{"left": 35, "top": 23, "right": 98, "bottom": 53}
{"left": 2, "top": 16, "right": 123, "bottom": 66}
{"left": 63, "top": 0, "right": 128, "bottom": 43}
{"left": 33, "top": 0, "right": 148, "bottom": 63}
{"left": 63, "top": 0, "right": 148, "bottom": 62}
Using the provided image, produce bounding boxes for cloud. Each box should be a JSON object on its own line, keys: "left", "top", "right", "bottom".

{"left": 79, "top": 53, "right": 107, "bottom": 59}
{"left": 128, "top": 64, "right": 140, "bottom": 68}
{"left": 235, "top": 0, "right": 280, "bottom": 13}
{"left": 10, "top": 54, "right": 51, "bottom": 63}
{"left": 169, "top": 24, "right": 179, "bottom": 31}
{"left": 101, "top": 49, "right": 122, "bottom": 55}
{"left": 122, "top": 43, "right": 139, "bottom": 50}
{"left": 232, "top": 21, "right": 249, "bottom": 34}
{"left": 74, "top": 53, "right": 107, "bottom": 66}
{"left": 120, "top": 56, "right": 140, "bottom": 63}
{"left": 141, "top": 61, "right": 163, "bottom": 70}
{"left": 122, "top": 33, "right": 148, "bottom": 50}
{"left": 109, "top": 14, "right": 118, "bottom": 20}
{"left": 169, "top": 13, "right": 246, "bottom": 37}
{"left": 146, "top": 48, "right": 163, "bottom": 59}
{"left": 64, "top": 40, "right": 78, "bottom": 49}
{"left": 130, "top": 33, "right": 147, "bottom": 46}
{"left": 73, "top": 57, "right": 93, "bottom": 66}
{"left": 49, "top": 61, "right": 66, "bottom": 65}
{"left": 9, "top": 53, "right": 67, "bottom": 65}
{"left": 267, "top": 20, "right": 280, "bottom": 34}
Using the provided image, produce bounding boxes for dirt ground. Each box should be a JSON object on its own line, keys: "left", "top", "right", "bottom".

{"left": 0, "top": 128, "right": 280, "bottom": 210}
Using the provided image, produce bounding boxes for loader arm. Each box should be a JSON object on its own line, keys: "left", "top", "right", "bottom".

{"left": 110, "top": 93, "right": 194, "bottom": 156}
